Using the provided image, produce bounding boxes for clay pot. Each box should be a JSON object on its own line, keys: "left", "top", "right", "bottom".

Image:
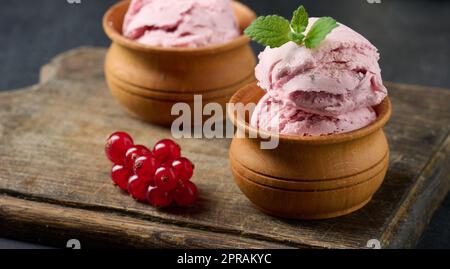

{"left": 103, "top": 0, "right": 257, "bottom": 126}
{"left": 228, "top": 83, "right": 392, "bottom": 220}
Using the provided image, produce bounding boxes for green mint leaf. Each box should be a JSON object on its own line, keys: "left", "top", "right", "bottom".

{"left": 291, "top": 6, "right": 309, "bottom": 33}
{"left": 288, "top": 32, "right": 305, "bottom": 44}
{"left": 244, "top": 15, "right": 291, "bottom": 48}
{"left": 304, "top": 17, "right": 338, "bottom": 48}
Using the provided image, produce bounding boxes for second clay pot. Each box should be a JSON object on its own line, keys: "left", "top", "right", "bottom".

{"left": 103, "top": 0, "right": 257, "bottom": 126}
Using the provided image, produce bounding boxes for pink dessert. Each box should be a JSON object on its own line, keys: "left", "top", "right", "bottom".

{"left": 251, "top": 18, "right": 387, "bottom": 136}
{"left": 251, "top": 94, "right": 377, "bottom": 136}
{"left": 123, "top": 0, "right": 240, "bottom": 48}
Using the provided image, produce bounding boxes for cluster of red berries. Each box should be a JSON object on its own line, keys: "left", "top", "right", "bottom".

{"left": 105, "top": 132, "right": 197, "bottom": 207}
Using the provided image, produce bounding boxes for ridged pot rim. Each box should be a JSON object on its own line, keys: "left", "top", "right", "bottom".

{"left": 228, "top": 82, "right": 392, "bottom": 145}
{"left": 103, "top": 0, "right": 255, "bottom": 56}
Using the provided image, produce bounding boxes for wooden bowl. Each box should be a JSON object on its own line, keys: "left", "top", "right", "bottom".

{"left": 228, "top": 83, "right": 392, "bottom": 220}
{"left": 103, "top": 0, "right": 257, "bottom": 126}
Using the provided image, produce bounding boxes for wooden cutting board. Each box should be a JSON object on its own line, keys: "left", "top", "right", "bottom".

{"left": 0, "top": 47, "right": 449, "bottom": 249}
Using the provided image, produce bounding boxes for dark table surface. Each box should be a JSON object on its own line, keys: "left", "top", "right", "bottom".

{"left": 0, "top": 0, "right": 449, "bottom": 249}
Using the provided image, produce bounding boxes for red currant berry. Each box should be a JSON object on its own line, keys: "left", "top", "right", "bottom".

{"left": 105, "top": 132, "right": 134, "bottom": 165}
{"left": 125, "top": 145, "right": 151, "bottom": 168}
{"left": 174, "top": 182, "right": 198, "bottom": 207}
{"left": 154, "top": 165, "right": 178, "bottom": 192}
{"left": 128, "top": 175, "right": 154, "bottom": 202}
{"left": 111, "top": 164, "right": 132, "bottom": 192}
{"left": 134, "top": 155, "right": 159, "bottom": 180}
{"left": 172, "top": 157, "right": 194, "bottom": 182}
{"left": 152, "top": 139, "right": 181, "bottom": 164}
{"left": 147, "top": 186, "right": 173, "bottom": 207}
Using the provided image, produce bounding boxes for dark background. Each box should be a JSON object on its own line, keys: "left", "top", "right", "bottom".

{"left": 0, "top": 0, "right": 449, "bottom": 248}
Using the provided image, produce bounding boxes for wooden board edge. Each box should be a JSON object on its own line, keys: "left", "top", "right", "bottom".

{"left": 0, "top": 194, "right": 301, "bottom": 249}
{"left": 381, "top": 132, "right": 450, "bottom": 248}
{"left": 38, "top": 46, "right": 104, "bottom": 84}
{"left": 0, "top": 47, "right": 96, "bottom": 100}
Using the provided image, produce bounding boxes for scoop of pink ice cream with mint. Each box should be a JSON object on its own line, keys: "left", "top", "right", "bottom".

{"left": 251, "top": 18, "right": 387, "bottom": 136}
{"left": 123, "top": 0, "right": 240, "bottom": 48}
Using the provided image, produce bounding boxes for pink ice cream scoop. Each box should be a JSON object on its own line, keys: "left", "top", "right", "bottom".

{"left": 251, "top": 94, "right": 377, "bottom": 136}
{"left": 251, "top": 18, "right": 387, "bottom": 136}
{"left": 123, "top": 0, "right": 240, "bottom": 48}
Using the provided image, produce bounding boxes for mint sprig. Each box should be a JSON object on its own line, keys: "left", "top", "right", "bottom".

{"left": 291, "top": 6, "right": 309, "bottom": 33}
{"left": 304, "top": 17, "right": 339, "bottom": 48}
{"left": 244, "top": 15, "right": 291, "bottom": 48}
{"left": 244, "top": 5, "right": 338, "bottom": 49}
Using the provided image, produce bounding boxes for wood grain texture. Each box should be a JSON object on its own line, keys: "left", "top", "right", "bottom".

{"left": 0, "top": 47, "right": 449, "bottom": 249}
